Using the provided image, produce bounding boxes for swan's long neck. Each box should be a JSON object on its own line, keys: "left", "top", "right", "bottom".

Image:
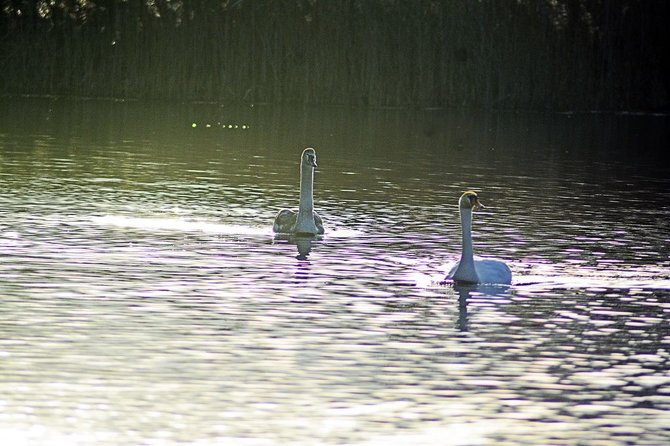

{"left": 454, "top": 207, "right": 479, "bottom": 283}
{"left": 298, "top": 163, "right": 314, "bottom": 214}
{"left": 295, "top": 163, "right": 317, "bottom": 233}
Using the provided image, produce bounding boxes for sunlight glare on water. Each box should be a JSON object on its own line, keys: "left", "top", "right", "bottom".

{"left": 91, "top": 215, "right": 273, "bottom": 236}
{"left": 0, "top": 98, "right": 669, "bottom": 445}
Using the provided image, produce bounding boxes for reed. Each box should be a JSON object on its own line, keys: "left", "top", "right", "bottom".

{"left": 1, "top": 0, "right": 667, "bottom": 110}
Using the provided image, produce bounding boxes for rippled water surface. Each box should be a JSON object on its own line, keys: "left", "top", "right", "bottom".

{"left": 1, "top": 98, "right": 669, "bottom": 445}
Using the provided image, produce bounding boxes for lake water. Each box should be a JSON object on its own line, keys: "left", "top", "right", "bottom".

{"left": 1, "top": 97, "right": 669, "bottom": 445}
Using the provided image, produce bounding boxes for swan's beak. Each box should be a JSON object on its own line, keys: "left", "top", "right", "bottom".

{"left": 309, "top": 157, "right": 317, "bottom": 168}
{"left": 473, "top": 198, "right": 484, "bottom": 210}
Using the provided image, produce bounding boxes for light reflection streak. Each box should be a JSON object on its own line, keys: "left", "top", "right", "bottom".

{"left": 91, "top": 215, "right": 272, "bottom": 236}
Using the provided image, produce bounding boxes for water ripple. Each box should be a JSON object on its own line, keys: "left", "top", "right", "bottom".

{"left": 1, "top": 102, "right": 669, "bottom": 445}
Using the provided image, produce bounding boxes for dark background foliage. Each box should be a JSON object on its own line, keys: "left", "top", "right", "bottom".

{"left": 1, "top": 0, "right": 668, "bottom": 110}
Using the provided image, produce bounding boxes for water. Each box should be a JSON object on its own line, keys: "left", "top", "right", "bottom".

{"left": 1, "top": 98, "right": 669, "bottom": 445}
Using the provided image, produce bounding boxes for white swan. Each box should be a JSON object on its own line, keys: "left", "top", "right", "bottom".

{"left": 273, "top": 148, "right": 324, "bottom": 235}
{"left": 446, "top": 191, "right": 512, "bottom": 285}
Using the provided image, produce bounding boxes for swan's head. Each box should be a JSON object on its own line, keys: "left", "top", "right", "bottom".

{"left": 301, "top": 148, "right": 317, "bottom": 168}
{"left": 459, "top": 190, "right": 484, "bottom": 211}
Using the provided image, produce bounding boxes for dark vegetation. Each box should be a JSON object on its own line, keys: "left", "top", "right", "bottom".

{"left": 1, "top": 0, "right": 668, "bottom": 110}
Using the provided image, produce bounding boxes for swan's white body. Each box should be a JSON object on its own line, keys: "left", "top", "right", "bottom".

{"left": 273, "top": 148, "right": 324, "bottom": 235}
{"left": 446, "top": 191, "right": 512, "bottom": 285}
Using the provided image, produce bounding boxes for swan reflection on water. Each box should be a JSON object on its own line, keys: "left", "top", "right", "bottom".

{"left": 454, "top": 284, "right": 471, "bottom": 331}
{"left": 273, "top": 233, "right": 318, "bottom": 261}
{"left": 452, "top": 283, "right": 512, "bottom": 332}
{"left": 294, "top": 236, "right": 314, "bottom": 261}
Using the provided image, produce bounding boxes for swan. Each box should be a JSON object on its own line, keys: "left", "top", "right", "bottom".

{"left": 446, "top": 191, "right": 512, "bottom": 285}
{"left": 273, "top": 148, "right": 324, "bottom": 235}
